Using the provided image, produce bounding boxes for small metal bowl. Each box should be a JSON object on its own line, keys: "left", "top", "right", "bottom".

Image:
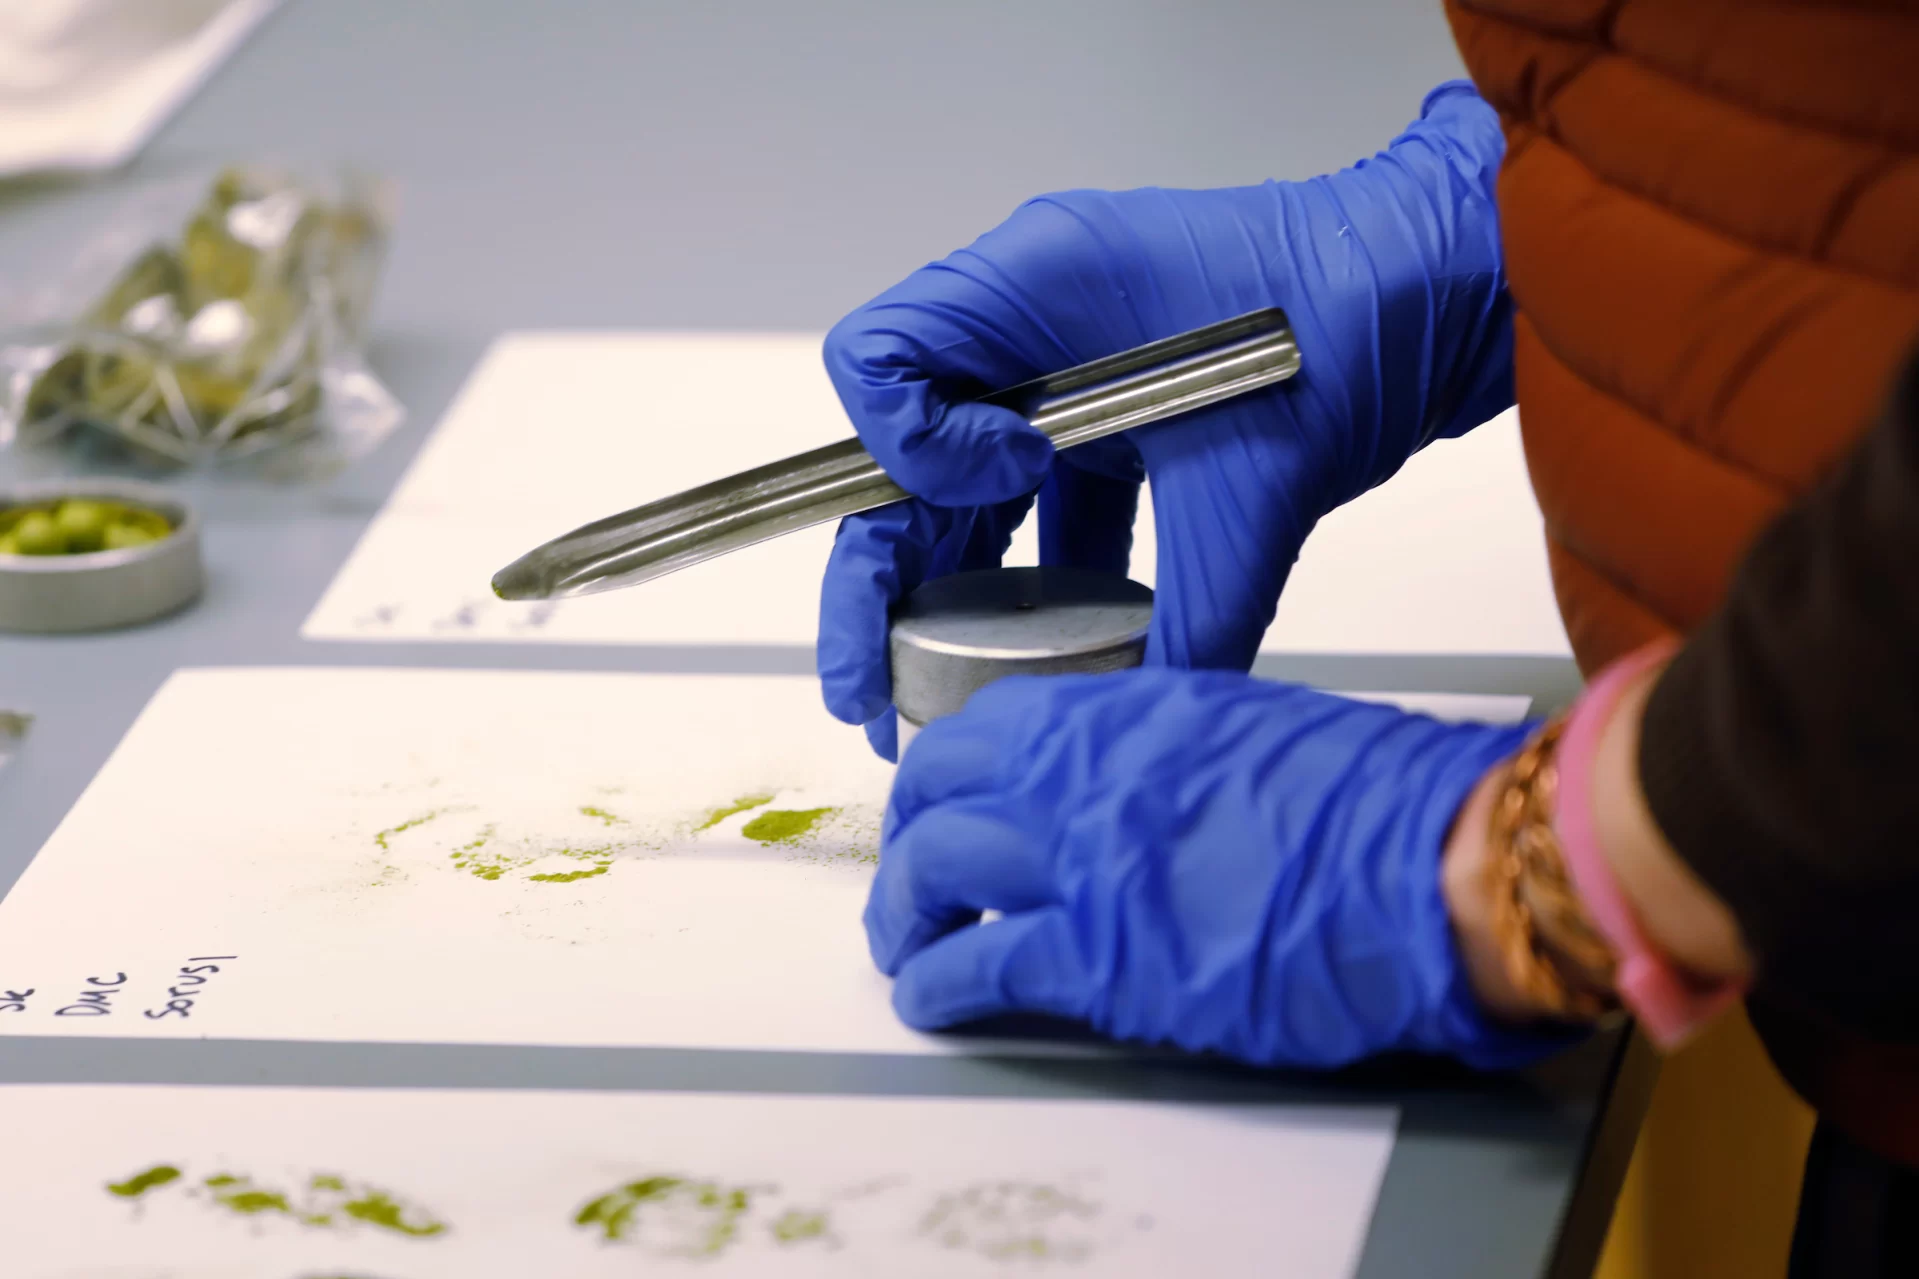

{"left": 0, "top": 480, "right": 203, "bottom": 633}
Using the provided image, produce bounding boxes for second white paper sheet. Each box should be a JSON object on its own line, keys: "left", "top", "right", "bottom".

{"left": 302, "top": 331, "right": 1572, "bottom": 656}
{"left": 0, "top": 1083, "right": 1398, "bottom": 1278}
{"left": 0, "top": 667, "right": 1526, "bottom": 1053}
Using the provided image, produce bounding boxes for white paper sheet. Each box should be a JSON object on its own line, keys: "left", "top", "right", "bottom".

{"left": 0, "top": 0, "right": 280, "bottom": 176}
{"left": 0, "top": 1082, "right": 1399, "bottom": 1278}
{"left": 302, "top": 332, "right": 1572, "bottom": 657}
{"left": 0, "top": 667, "right": 1527, "bottom": 1053}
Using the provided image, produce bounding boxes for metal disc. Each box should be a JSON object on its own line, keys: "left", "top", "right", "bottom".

{"left": 888, "top": 566, "right": 1153, "bottom": 729}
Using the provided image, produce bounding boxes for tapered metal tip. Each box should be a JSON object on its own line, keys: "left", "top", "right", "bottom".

{"left": 490, "top": 555, "right": 555, "bottom": 602}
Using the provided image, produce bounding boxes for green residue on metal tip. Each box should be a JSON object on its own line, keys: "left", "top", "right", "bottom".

{"left": 771, "top": 1207, "right": 833, "bottom": 1245}
{"left": 579, "top": 805, "right": 624, "bottom": 826}
{"left": 695, "top": 793, "right": 775, "bottom": 831}
{"left": 375, "top": 810, "right": 443, "bottom": 851}
{"left": 575, "top": 1176, "right": 754, "bottom": 1256}
{"left": 530, "top": 862, "right": 611, "bottom": 883}
{"left": 341, "top": 1189, "right": 447, "bottom": 1238}
{"left": 107, "top": 1164, "right": 182, "bottom": 1198}
{"left": 741, "top": 807, "right": 838, "bottom": 846}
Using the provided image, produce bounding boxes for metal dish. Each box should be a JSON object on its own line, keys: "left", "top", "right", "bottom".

{"left": 0, "top": 480, "right": 203, "bottom": 633}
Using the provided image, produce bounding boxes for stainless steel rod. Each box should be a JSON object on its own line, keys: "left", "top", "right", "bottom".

{"left": 492, "top": 308, "right": 1301, "bottom": 601}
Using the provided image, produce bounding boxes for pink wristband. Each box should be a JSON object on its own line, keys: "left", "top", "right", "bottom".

{"left": 1554, "top": 638, "right": 1748, "bottom": 1049}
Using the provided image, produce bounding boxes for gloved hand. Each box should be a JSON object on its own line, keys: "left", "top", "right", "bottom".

{"left": 866, "top": 669, "right": 1577, "bottom": 1070}
{"left": 820, "top": 82, "right": 1514, "bottom": 760}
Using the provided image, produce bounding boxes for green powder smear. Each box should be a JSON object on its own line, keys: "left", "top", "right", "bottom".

{"left": 771, "top": 1207, "right": 833, "bottom": 1245}
{"left": 448, "top": 825, "right": 520, "bottom": 880}
{"left": 918, "top": 1180, "right": 1101, "bottom": 1263}
{"left": 204, "top": 1173, "right": 290, "bottom": 1217}
{"left": 374, "top": 810, "right": 443, "bottom": 851}
{"left": 575, "top": 1175, "right": 755, "bottom": 1257}
{"left": 695, "top": 793, "right": 775, "bottom": 831}
{"left": 111, "top": 1165, "right": 448, "bottom": 1240}
{"left": 341, "top": 1188, "right": 447, "bottom": 1238}
{"left": 444, "top": 821, "right": 623, "bottom": 885}
{"left": 741, "top": 807, "right": 837, "bottom": 846}
{"left": 107, "top": 1164, "right": 181, "bottom": 1198}
{"left": 529, "top": 863, "right": 611, "bottom": 883}
{"left": 579, "top": 805, "right": 624, "bottom": 826}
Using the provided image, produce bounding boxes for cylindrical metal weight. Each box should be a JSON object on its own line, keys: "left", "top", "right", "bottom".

{"left": 889, "top": 566, "right": 1153, "bottom": 753}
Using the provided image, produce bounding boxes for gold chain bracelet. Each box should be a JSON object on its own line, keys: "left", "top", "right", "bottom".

{"left": 1487, "top": 719, "right": 1623, "bottom": 1021}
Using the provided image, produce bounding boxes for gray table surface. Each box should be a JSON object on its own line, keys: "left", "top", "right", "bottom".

{"left": 0, "top": 3, "right": 1646, "bottom": 1276}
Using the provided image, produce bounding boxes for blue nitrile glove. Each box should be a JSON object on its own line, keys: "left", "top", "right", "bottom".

{"left": 867, "top": 670, "right": 1579, "bottom": 1070}
{"left": 820, "top": 82, "right": 1513, "bottom": 760}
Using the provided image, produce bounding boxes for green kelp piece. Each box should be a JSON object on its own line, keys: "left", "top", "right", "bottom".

{"left": 695, "top": 793, "right": 775, "bottom": 831}
{"left": 575, "top": 1175, "right": 756, "bottom": 1257}
{"left": 107, "top": 1164, "right": 182, "bottom": 1198}
{"left": 341, "top": 1188, "right": 448, "bottom": 1238}
{"left": 741, "top": 807, "right": 837, "bottom": 846}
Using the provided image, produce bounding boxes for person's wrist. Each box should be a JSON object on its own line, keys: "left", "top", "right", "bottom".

{"left": 1589, "top": 658, "right": 1752, "bottom": 984}
{"left": 1552, "top": 640, "right": 1751, "bottom": 1049}
{"left": 1441, "top": 755, "right": 1548, "bottom": 1022}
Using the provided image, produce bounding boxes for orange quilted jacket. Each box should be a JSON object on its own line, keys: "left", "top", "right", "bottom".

{"left": 1442, "top": 0, "right": 1919, "bottom": 1161}
{"left": 1445, "top": 0, "right": 1919, "bottom": 668}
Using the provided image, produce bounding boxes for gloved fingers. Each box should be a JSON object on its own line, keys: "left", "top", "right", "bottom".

{"left": 862, "top": 709, "right": 899, "bottom": 765}
{"left": 889, "top": 908, "right": 1094, "bottom": 1030}
{"left": 884, "top": 699, "right": 1027, "bottom": 825}
{"left": 864, "top": 804, "right": 1057, "bottom": 976}
{"left": 824, "top": 309, "right": 1055, "bottom": 506}
{"left": 1057, "top": 434, "right": 1145, "bottom": 485}
{"left": 1132, "top": 418, "right": 1316, "bottom": 670}
{"left": 1037, "top": 457, "right": 1139, "bottom": 578}
{"left": 957, "top": 491, "right": 1038, "bottom": 574}
{"left": 818, "top": 501, "right": 962, "bottom": 727}
{"left": 885, "top": 395, "right": 1056, "bottom": 507}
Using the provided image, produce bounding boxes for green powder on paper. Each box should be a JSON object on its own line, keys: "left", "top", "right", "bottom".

{"left": 771, "top": 1207, "right": 833, "bottom": 1245}
{"left": 448, "top": 825, "right": 523, "bottom": 880}
{"left": 109, "top": 1163, "right": 447, "bottom": 1239}
{"left": 374, "top": 810, "right": 443, "bottom": 851}
{"left": 341, "top": 1188, "right": 447, "bottom": 1238}
{"left": 741, "top": 807, "right": 837, "bottom": 846}
{"left": 203, "top": 1174, "right": 291, "bottom": 1218}
{"left": 575, "top": 1175, "right": 756, "bottom": 1257}
{"left": 107, "top": 1164, "right": 181, "bottom": 1198}
{"left": 579, "top": 805, "right": 625, "bottom": 826}
{"left": 918, "top": 1180, "right": 1101, "bottom": 1263}
{"left": 530, "top": 863, "right": 611, "bottom": 883}
{"left": 695, "top": 793, "right": 775, "bottom": 831}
